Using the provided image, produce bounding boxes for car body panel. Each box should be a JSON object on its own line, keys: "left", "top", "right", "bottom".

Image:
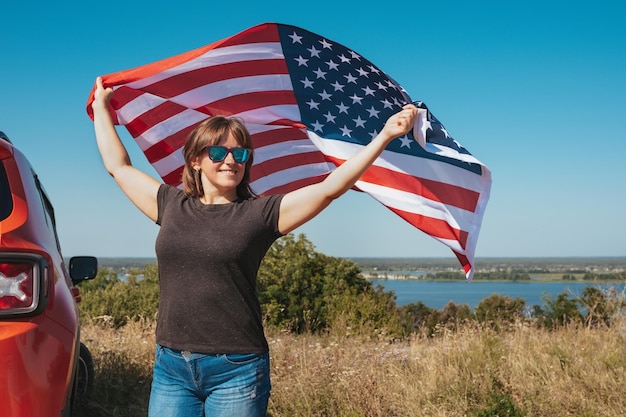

{"left": 0, "top": 133, "right": 96, "bottom": 417}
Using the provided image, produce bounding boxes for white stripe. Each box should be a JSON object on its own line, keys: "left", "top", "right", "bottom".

{"left": 355, "top": 181, "right": 474, "bottom": 229}
{"left": 171, "top": 74, "right": 294, "bottom": 108}
{"left": 250, "top": 162, "right": 334, "bottom": 194}
{"left": 134, "top": 109, "right": 208, "bottom": 151}
{"left": 253, "top": 139, "right": 319, "bottom": 164}
{"left": 125, "top": 42, "right": 284, "bottom": 90}
{"left": 307, "top": 131, "right": 486, "bottom": 193}
{"left": 152, "top": 148, "right": 185, "bottom": 179}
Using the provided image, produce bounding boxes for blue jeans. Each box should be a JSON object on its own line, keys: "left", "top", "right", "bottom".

{"left": 148, "top": 345, "right": 271, "bottom": 417}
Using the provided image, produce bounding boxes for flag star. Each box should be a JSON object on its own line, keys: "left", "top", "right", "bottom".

{"left": 320, "top": 38, "right": 333, "bottom": 49}
{"left": 399, "top": 135, "right": 412, "bottom": 148}
{"left": 336, "top": 102, "right": 349, "bottom": 114}
{"left": 313, "top": 68, "right": 327, "bottom": 79}
{"left": 289, "top": 32, "right": 303, "bottom": 44}
{"left": 340, "top": 125, "right": 353, "bottom": 137}
{"left": 349, "top": 94, "right": 364, "bottom": 105}
{"left": 356, "top": 67, "right": 368, "bottom": 77}
{"left": 301, "top": 77, "right": 314, "bottom": 88}
{"left": 369, "top": 129, "right": 379, "bottom": 139}
{"left": 386, "top": 80, "right": 395, "bottom": 88}
{"left": 330, "top": 81, "right": 345, "bottom": 92}
{"left": 306, "top": 99, "right": 320, "bottom": 110}
{"left": 353, "top": 116, "right": 366, "bottom": 128}
{"left": 308, "top": 45, "right": 321, "bottom": 58}
{"left": 311, "top": 120, "right": 324, "bottom": 132}
{"left": 368, "top": 65, "right": 380, "bottom": 75}
{"left": 339, "top": 54, "right": 351, "bottom": 63}
{"left": 318, "top": 90, "right": 332, "bottom": 100}
{"left": 349, "top": 50, "right": 361, "bottom": 60}
{"left": 382, "top": 99, "right": 393, "bottom": 109}
{"left": 375, "top": 81, "right": 388, "bottom": 91}
{"left": 441, "top": 126, "right": 450, "bottom": 138}
{"left": 323, "top": 111, "right": 336, "bottom": 123}
{"left": 362, "top": 86, "right": 376, "bottom": 96}
{"left": 366, "top": 106, "right": 380, "bottom": 118}
{"left": 344, "top": 73, "right": 358, "bottom": 84}
{"left": 326, "top": 60, "right": 339, "bottom": 70}
{"left": 295, "top": 55, "right": 309, "bottom": 66}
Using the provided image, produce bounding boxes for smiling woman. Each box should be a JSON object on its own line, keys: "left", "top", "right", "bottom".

{"left": 90, "top": 74, "right": 417, "bottom": 417}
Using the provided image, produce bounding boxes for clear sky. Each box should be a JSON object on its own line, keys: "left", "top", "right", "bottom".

{"left": 2, "top": 0, "right": 625, "bottom": 262}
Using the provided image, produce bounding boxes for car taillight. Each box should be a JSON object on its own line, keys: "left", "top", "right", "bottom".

{"left": 0, "top": 254, "right": 48, "bottom": 317}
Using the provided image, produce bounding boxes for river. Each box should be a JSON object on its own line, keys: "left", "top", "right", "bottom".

{"left": 370, "top": 279, "right": 625, "bottom": 309}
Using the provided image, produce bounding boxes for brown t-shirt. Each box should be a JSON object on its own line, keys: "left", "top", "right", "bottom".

{"left": 155, "top": 184, "right": 284, "bottom": 354}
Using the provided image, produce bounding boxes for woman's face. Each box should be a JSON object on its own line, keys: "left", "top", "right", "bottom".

{"left": 194, "top": 132, "right": 246, "bottom": 198}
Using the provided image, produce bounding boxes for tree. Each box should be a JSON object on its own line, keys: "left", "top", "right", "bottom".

{"left": 475, "top": 294, "right": 526, "bottom": 327}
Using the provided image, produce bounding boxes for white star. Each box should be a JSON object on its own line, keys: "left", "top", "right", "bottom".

{"left": 311, "top": 120, "right": 324, "bottom": 132}
{"left": 375, "top": 81, "right": 388, "bottom": 91}
{"left": 323, "top": 112, "right": 336, "bottom": 123}
{"left": 308, "top": 45, "right": 321, "bottom": 58}
{"left": 339, "top": 54, "right": 351, "bottom": 63}
{"left": 369, "top": 129, "right": 379, "bottom": 139}
{"left": 326, "top": 60, "right": 339, "bottom": 70}
{"left": 340, "top": 125, "right": 353, "bottom": 137}
{"left": 330, "top": 81, "right": 345, "bottom": 92}
{"left": 362, "top": 86, "right": 375, "bottom": 96}
{"left": 306, "top": 99, "right": 320, "bottom": 110}
{"left": 344, "top": 73, "right": 357, "bottom": 84}
{"left": 368, "top": 65, "right": 380, "bottom": 75}
{"left": 366, "top": 106, "right": 380, "bottom": 118}
{"left": 320, "top": 38, "right": 333, "bottom": 49}
{"left": 313, "top": 68, "right": 327, "bottom": 79}
{"left": 382, "top": 99, "right": 393, "bottom": 109}
{"left": 353, "top": 116, "right": 366, "bottom": 128}
{"left": 295, "top": 55, "right": 309, "bottom": 66}
{"left": 399, "top": 135, "right": 412, "bottom": 148}
{"left": 301, "top": 78, "right": 314, "bottom": 88}
{"left": 356, "top": 67, "right": 368, "bottom": 77}
{"left": 441, "top": 126, "right": 450, "bottom": 138}
{"left": 289, "top": 32, "right": 303, "bottom": 44}
{"left": 349, "top": 50, "right": 361, "bottom": 60}
{"left": 336, "top": 102, "right": 349, "bottom": 114}
{"left": 349, "top": 94, "right": 364, "bottom": 105}
{"left": 318, "top": 90, "right": 332, "bottom": 101}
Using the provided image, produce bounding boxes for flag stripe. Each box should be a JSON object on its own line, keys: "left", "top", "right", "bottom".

{"left": 85, "top": 22, "right": 491, "bottom": 280}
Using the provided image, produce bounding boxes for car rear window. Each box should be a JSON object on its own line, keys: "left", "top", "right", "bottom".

{"left": 0, "top": 162, "right": 13, "bottom": 221}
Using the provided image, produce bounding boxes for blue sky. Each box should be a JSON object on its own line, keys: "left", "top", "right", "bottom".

{"left": 2, "top": 0, "right": 625, "bottom": 261}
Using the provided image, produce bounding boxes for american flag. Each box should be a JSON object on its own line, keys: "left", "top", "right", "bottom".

{"left": 86, "top": 23, "right": 491, "bottom": 280}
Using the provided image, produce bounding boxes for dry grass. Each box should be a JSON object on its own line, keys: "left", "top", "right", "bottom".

{"left": 79, "top": 317, "right": 626, "bottom": 417}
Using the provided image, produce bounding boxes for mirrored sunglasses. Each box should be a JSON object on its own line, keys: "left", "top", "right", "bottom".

{"left": 206, "top": 146, "right": 251, "bottom": 163}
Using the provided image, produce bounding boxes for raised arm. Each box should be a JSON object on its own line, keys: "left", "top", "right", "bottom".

{"left": 278, "top": 104, "right": 418, "bottom": 234}
{"left": 91, "top": 77, "right": 161, "bottom": 222}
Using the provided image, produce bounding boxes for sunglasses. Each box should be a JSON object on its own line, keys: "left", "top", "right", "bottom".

{"left": 206, "top": 146, "right": 252, "bottom": 163}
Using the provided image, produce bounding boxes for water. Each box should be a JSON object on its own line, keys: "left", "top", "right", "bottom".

{"left": 371, "top": 279, "right": 625, "bottom": 310}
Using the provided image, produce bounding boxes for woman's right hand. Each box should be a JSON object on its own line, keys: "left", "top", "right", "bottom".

{"left": 92, "top": 76, "right": 114, "bottom": 113}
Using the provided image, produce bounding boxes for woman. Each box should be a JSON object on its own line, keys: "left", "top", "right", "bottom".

{"left": 91, "top": 76, "right": 417, "bottom": 417}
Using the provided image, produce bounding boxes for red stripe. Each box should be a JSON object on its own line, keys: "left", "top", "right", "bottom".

{"left": 143, "top": 125, "right": 198, "bottom": 163}
{"left": 217, "top": 23, "right": 280, "bottom": 47}
{"left": 257, "top": 174, "right": 328, "bottom": 196}
{"left": 145, "top": 59, "right": 289, "bottom": 98}
{"left": 325, "top": 155, "right": 479, "bottom": 211}
{"left": 162, "top": 166, "right": 184, "bottom": 187}
{"left": 389, "top": 206, "right": 469, "bottom": 249}
{"left": 125, "top": 101, "right": 191, "bottom": 138}
{"left": 251, "top": 127, "right": 309, "bottom": 147}
{"left": 453, "top": 252, "right": 472, "bottom": 275}
{"left": 250, "top": 151, "right": 331, "bottom": 182}
{"left": 196, "top": 91, "right": 298, "bottom": 117}
{"left": 110, "top": 86, "right": 145, "bottom": 110}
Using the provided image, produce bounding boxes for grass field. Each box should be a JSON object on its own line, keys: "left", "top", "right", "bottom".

{"left": 78, "top": 315, "right": 626, "bottom": 417}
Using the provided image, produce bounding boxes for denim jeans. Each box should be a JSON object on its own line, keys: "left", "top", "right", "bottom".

{"left": 148, "top": 345, "right": 271, "bottom": 417}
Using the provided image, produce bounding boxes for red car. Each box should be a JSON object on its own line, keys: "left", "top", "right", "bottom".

{"left": 0, "top": 131, "right": 97, "bottom": 417}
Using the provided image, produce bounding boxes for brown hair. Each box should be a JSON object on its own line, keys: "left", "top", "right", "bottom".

{"left": 181, "top": 116, "right": 257, "bottom": 199}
